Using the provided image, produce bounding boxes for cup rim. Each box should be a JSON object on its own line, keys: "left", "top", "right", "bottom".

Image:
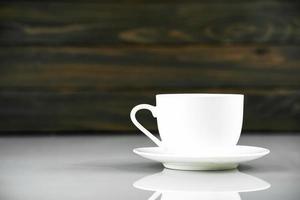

{"left": 156, "top": 93, "right": 244, "bottom": 97}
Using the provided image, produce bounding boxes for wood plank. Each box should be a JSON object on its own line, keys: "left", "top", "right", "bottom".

{"left": 0, "top": 45, "right": 299, "bottom": 131}
{"left": 0, "top": 2, "right": 299, "bottom": 45}
{"left": 1, "top": 46, "right": 300, "bottom": 90}
{"left": 0, "top": 89, "right": 299, "bottom": 131}
{"left": 3, "top": 0, "right": 298, "bottom": 3}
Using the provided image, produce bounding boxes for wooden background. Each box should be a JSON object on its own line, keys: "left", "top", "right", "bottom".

{"left": 0, "top": 0, "right": 300, "bottom": 132}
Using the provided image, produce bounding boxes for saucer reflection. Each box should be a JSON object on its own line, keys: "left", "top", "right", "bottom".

{"left": 134, "top": 169, "right": 270, "bottom": 200}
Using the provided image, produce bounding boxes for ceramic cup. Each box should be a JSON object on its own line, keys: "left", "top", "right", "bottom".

{"left": 130, "top": 94, "right": 244, "bottom": 154}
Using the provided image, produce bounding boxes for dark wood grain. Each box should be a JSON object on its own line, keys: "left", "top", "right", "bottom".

{"left": 0, "top": 89, "right": 299, "bottom": 131}
{"left": 1, "top": 46, "right": 300, "bottom": 89}
{"left": 0, "top": 1, "right": 299, "bottom": 45}
{"left": 0, "top": 46, "right": 299, "bottom": 131}
{"left": 2, "top": 0, "right": 298, "bottom": 3}
{"left": 1, "top": 0, "right": 299, "bottom": 132}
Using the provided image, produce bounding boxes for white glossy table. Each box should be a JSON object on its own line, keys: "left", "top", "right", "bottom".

{"left": 0, "top": 134, "right": 299, "bottom": 200}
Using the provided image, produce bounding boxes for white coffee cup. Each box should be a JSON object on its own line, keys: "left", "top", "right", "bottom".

{"left": 130, "top": 93, "right": 244, "bottom": 153}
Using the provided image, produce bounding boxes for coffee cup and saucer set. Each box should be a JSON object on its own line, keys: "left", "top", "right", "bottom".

{"left": 130, "top": 93, "right": 270, "bottom": 170}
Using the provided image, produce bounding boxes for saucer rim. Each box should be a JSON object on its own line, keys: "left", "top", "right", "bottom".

{"left": 133, "top": 145, "right": 270, "bottom": 159}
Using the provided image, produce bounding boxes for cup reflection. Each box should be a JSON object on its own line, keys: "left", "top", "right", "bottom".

{"left": 134, "top": 169, "right": 270, "bottom": 200}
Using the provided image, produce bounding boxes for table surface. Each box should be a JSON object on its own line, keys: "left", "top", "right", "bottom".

{"left": 0, "top": 134, "right": 299, "bottom": 200}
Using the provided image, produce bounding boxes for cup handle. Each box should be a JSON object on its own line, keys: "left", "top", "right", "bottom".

{"left": 130, "top": 104, "right": 162, "bottom": 147}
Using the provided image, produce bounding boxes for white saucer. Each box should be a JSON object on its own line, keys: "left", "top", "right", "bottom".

{"left": 133, "top": 145, "right": 270, "bottom": 170}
